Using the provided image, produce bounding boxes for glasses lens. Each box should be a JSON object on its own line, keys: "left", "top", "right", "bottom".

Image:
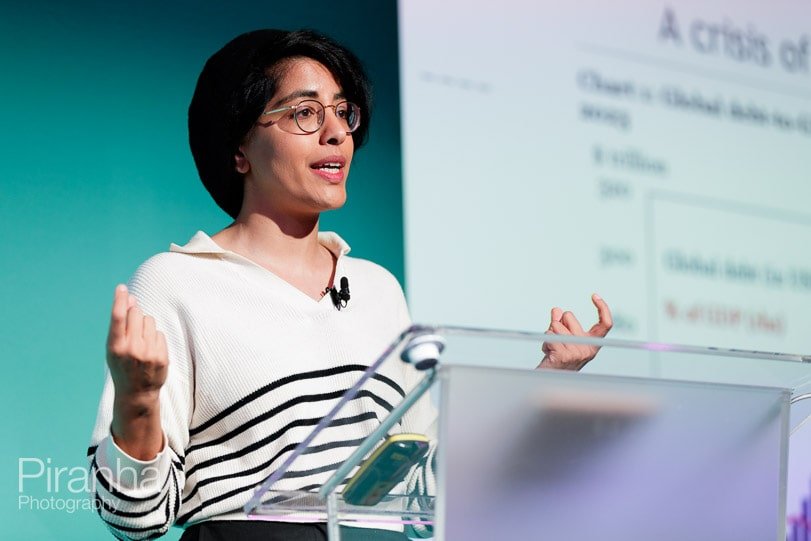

{"left": 294, "top": 100, "right": 325, "bottom": 133}
{"left": 335, "top": 102, "right": 361, "bottom": 133}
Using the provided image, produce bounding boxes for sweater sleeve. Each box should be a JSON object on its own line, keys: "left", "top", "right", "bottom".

{"left": 87, "top": 256, "right": 193, "bottom": 540}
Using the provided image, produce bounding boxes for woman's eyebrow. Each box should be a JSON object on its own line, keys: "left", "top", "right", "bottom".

{"left": 271, "top": 90, "right": 347, "bottom": 109}
{"left": 270, "top": 89, "right": 318, "bottom": 109}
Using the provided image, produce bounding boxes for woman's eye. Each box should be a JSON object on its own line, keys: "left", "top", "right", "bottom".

{"left": 296, "top": 106, "right": 316, "bottom": 119}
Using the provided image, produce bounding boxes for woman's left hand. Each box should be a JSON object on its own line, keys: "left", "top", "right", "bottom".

{"left": 537, "top": 293, "right": 613, "bottom": 371}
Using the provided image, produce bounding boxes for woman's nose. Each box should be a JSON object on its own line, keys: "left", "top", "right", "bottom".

{"left": 319, "top": 107, "right": 348, "bottom": 145}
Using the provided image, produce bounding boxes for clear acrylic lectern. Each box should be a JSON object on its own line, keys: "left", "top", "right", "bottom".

{"left": 244, "top": 325, "right": 811, "bottom": 541}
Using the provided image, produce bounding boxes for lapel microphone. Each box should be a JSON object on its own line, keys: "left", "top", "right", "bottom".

{"left": 327, "top": 277, "right": 350, "bottom": 310}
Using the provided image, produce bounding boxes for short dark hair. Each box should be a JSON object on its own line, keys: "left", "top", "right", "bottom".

{"left": 188, "top": 29, "right": 372, "bottom": 219}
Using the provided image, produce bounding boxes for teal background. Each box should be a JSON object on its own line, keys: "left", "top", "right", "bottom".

{"left": 0, "top": 1, "right": 403, "bottom": 539}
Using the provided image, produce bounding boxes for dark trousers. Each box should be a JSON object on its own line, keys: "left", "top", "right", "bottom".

{"left": 179, "top": 521, "right": 411, "bottom": 541}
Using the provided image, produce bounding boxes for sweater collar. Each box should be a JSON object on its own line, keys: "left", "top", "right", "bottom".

{"left": 170, "top": 230, "right": 352, "bottom": 259}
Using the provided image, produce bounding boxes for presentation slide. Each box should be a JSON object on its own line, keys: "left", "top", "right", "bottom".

{"left": 399, "top": 0, "right": 811, "bottom": 352}
{"left": 399, "top": 0, "right": 811, "bottom": 535}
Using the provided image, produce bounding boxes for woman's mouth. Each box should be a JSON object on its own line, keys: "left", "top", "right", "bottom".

{"left": 310, "top": 157, "right": 347, "bottom": 182}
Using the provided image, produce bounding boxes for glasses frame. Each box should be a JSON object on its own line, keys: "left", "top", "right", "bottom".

{"left": 260, "top": 99, "right": 361, "bottom": 135}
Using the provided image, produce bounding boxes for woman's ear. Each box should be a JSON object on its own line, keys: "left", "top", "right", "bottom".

{"left": 234, "top": 146, "right": 250, "bottom": 174}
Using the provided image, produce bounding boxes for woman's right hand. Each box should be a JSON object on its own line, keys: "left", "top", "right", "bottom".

{"left": 106, "top": 284, "right": 168, "bottom": 458}
{"left": 107, "top": 284, "right": 168, "bottom": 396}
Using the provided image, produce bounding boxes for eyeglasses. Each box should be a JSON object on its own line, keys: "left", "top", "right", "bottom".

{"left": 260, "top": 99, "right": 361, "bottom": 134}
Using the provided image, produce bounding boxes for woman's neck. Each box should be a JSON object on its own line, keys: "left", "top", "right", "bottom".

{"left": 212, "top": 209, "right": 326, "bottom": 272}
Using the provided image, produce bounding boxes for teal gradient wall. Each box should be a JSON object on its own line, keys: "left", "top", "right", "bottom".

{"left": 0, "top": 2, "right": 402, "bottom": 539}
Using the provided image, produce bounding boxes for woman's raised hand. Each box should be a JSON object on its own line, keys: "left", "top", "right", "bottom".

{"left": 538, "top": 293, "right": 613, "bottom": 371}
{"left": 107, "top": 285, "right": 168, "bottom": 396}
{"left": 106, "top": 284, "right": 168, "bottom": 458}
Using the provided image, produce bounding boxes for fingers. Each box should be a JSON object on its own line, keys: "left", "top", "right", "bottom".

{"left": 542, "top": 295, "right": 612, "bottom": 365}
{"left": 109, "top": 285, "right": 166, "bottom": 354}
{"left": 126, "top": 301, "right": 144, "bottom": 342}
{"left": 155, "top": 331, "right": 168, "bottom": 361}
{"left": 549, "top": 319, "right": 572, "bottom": 335}
{"left": 143, "top": 315, "right": 156, "bottom": 341}
{"left": 547, "top": 307, "right": 563, "bottom": 334}
{"left": 542, "top": 311, "right": 571, "bottom": 353}
{"left": 547, "top": 307, "right": 584, "bottom": 335}
{"left": 543, "top": 308, "right": 572, "bottom": 355}
{"left": 561, "top": 311, "right": 585, "bottom": 335}
{"left": 588, "top": 293, "right": 613, "bottom": 337}
{"left": 108, "top": 285, "right": 130, "bottom": 342}
{"left": 105, "top": 284, "right": 169, "bottom": 398}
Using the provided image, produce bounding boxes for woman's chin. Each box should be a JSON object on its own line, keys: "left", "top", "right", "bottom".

{"left": 321, "top": 191, "right": 348, "bottom": 211}
{"left": 321, "top": 200, "right": 347, "bottom": 213}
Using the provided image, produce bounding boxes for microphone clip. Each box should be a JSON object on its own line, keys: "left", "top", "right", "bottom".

{"left": 326, "top": 277, "right": 350, "bottom": 310}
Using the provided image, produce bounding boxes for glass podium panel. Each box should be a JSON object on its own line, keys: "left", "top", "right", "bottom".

{"left": 244, "top": 325, "right": 811, "bottom": 540}
{"left": 439, "top": 364, "right": 788, "bottom": 541}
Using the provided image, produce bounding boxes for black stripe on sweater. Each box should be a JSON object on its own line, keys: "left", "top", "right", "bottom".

{"left": 171, "top": 467, "right": 181, "bottom": 518}
{"left": 184, "top": 411, "right": 378, "bottom": 479}
{"left": 99, "top": 512, "right": 167, "bottom": 534}
{"left": 96, "top": 489, "right": 169, "bottom": 519}
{"left": 176, "top": 460, "right": 347, "bottom": 526}
{"left": 100, "top": 466, "right": 177, "bottom": 540}
{"left": 188, "top": 364, "right": 404, "bottom": 437}
{"left": 261, "top": 483, "right": 321, "bottom": 506}
{"left": 181, "top": 437, "right": 365, "bottom": 505}
{"left": 186, "top": 388, "right": 395, "bottom": 456}
{"left": 90, "top": 456, "right": 174, "bottom": 504}
{"left": 275, "top": 460, "right": 348, "bottom": 480}
{"left": 180, "top": 477, "right": 351, "bottom": 526}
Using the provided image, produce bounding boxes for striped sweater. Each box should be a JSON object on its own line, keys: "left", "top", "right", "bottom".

{"left": 88, "top": 231, "right": 434, "bottom": 540}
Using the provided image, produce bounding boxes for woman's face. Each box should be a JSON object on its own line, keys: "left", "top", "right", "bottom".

{"left": 236, "top": 58, "right": 355, "bottom": 218}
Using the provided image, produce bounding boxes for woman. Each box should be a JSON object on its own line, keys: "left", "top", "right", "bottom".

{"left": 89, "top": 29, "right": 612, "bottom": 541}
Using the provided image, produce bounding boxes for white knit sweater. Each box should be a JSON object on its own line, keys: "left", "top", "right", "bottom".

{"left": 88, "top": 231, "right": 434, "bottom": 540}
